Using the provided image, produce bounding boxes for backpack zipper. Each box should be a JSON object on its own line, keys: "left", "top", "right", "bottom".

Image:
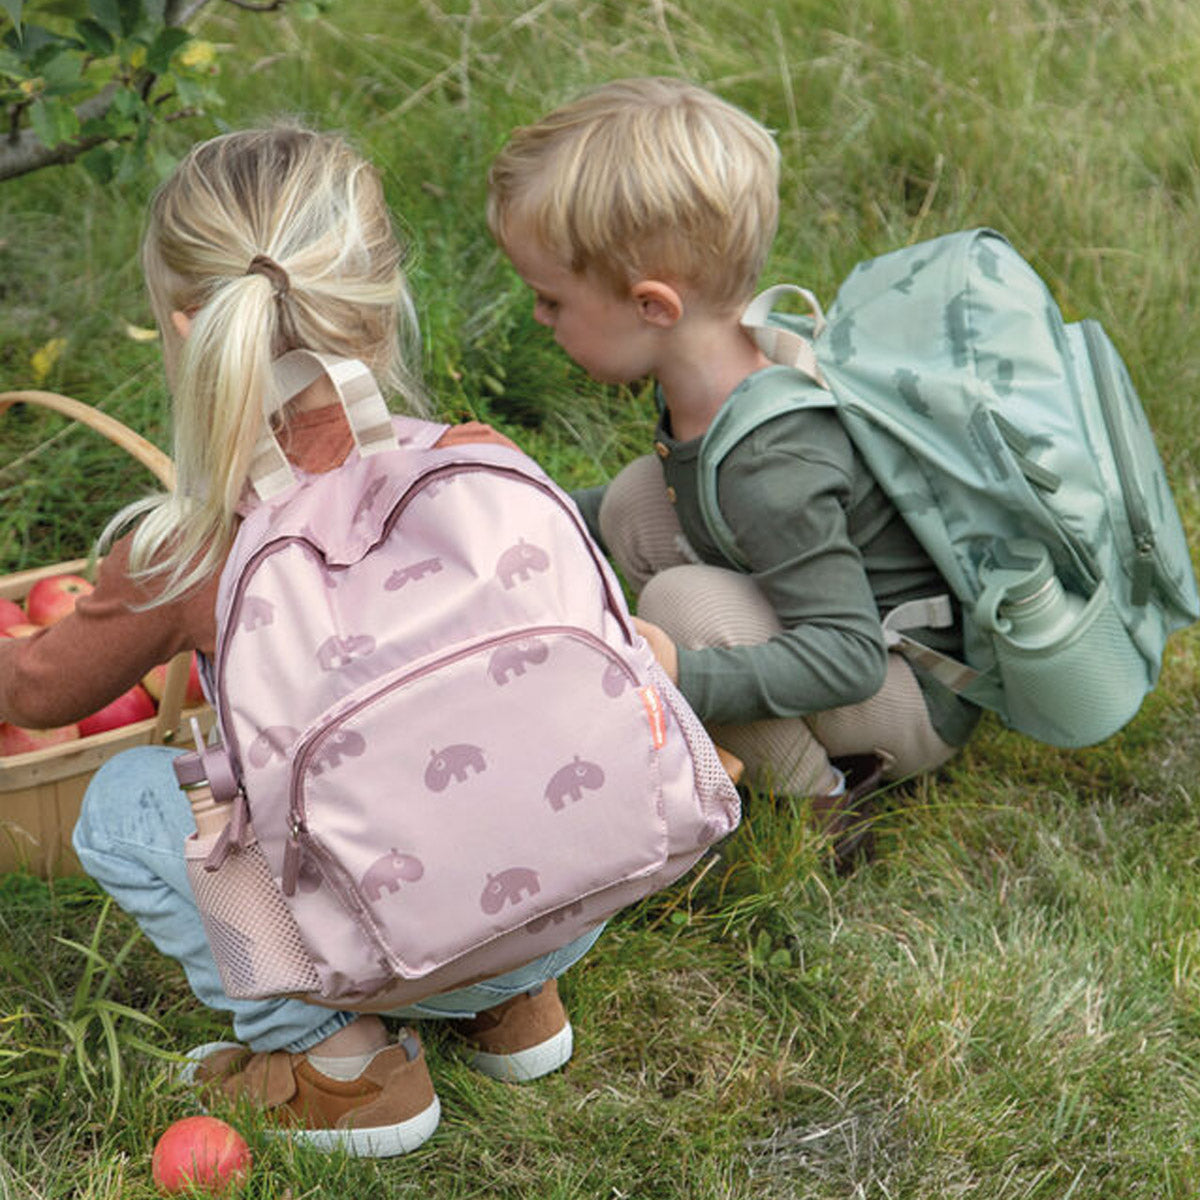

{"left": 1080, "top": 320, "right": 1156, "bottom": 607}
{"left": 215, "top": 458, "right": 633, "bottom": 765}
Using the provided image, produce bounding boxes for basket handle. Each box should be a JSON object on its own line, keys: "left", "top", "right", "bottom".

{"left": 0, "top": 390, "right": 175, "bottom": 489}
{"left": 1, "top": 390, "right": 193, "bottom": 743}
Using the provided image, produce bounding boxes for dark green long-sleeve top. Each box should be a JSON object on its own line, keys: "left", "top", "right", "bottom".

{"left": 576, "top": 371, "right": 980, "bottom": 747}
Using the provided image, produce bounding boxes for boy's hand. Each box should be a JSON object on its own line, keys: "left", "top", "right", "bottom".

{"left": 632, "top": 617, "right": 679, "bottom": 683}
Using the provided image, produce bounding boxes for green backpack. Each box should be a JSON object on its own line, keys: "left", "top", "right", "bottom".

{"left": 698, "top": 228, "right": 1198, "bottom": 748}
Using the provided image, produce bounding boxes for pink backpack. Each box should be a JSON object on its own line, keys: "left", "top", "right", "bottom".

{"left": 177, "top": 353, "right": 740, "bottom": 1009}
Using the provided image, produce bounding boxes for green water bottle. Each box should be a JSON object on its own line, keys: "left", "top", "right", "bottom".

{"left": 975, "top": 538, "right": 1086, "bottom": 648}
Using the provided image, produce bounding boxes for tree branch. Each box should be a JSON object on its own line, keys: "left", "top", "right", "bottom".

{"left": 0, "top": 0, "right": 217, "bottom": 182}
{"left": 0, "top": 88, "right": 117, "bottom": 182}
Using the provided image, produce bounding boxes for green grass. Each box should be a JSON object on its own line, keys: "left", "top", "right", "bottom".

{"left": 4, "top": 1, "right": 1200, "bottom": 1196}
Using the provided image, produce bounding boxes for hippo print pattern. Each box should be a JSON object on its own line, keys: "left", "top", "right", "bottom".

{"left": 479, "top": 866, "right": 540, "bottom": 915}
{"left": 385, "top": 557, "right": 443, "bottom": 590}
{"left": 316, "top": 634, "right": 376, "bottom": 671}
{"left": 488, "top": 637, "right": 549, "bottom": 684}
{"left": 239, "top": 595, "right": 275, "bottom": 632}
{"left": 545, "top": 756, "right": 605, "bottom": 811}
{"left": 248, "top": 724, "right": 299, "bottom": 768}
{"left": 425, "top": 743, "right": 487, "bottom": 792}
{"left": 360, "top": 849, "right": 424, "bottom": 902}
{"left": 495, "top": 538, "right": 550, "bottom": 589}
{"left": 308, "top": 729, "right": 367, "bottom": 775}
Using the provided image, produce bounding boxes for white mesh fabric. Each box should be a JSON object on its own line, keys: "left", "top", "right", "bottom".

{"left": 185, "top": 839, "right": 320, "bottom": 999}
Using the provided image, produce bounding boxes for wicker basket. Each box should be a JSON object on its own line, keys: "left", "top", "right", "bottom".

{"left": 0, "top": 390, "right": 213, "bottom": 876}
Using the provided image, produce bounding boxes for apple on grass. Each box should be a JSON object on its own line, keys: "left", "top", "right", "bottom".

{"left": 0, "top": 596, "right": 26, "bottom": 632}
{"left": 151, "top": 1115, "right": 251, "bottom": 1195}
{"left": 24, "top": 572, "right": 94, "bottom": 626}
{"left": 0, "top": 722, "right": 80, "bottom": 756}
{"left": 143, "top": 653, "right": 206, "bottom": 707}
{"left": 77, "top": 684, "right": 157, "bottom": 737}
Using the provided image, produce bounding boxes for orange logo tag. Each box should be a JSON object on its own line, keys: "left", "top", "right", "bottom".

{"left": 639, "top": 685, "right": 667, "bottom": 749}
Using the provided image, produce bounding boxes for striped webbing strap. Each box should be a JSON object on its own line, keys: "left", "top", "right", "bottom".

{"left": 882, "top": 595, "right": 981, "bottom": 692}
{"left": 248, "top": 351, "right": 398, "bottom": 500}
{"left": 740, "top": 283, "right": 828, "bottom": 388}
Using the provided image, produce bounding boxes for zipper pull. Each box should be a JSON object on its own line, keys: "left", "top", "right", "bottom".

{"left": 1131, "top": 535, "right": 1155, "bottom": 607}
{"left": 282, "top": 820, "right": 303, "bottom": 897}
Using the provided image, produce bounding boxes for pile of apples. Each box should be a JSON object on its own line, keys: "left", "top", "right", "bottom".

{"left": 0, "top": 572, "right": 205, "bottom": 758}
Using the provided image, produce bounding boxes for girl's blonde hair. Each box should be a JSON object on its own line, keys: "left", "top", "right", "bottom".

{"left": 113, "top": 122, "right": 428, "bottom": 605}
{"left": 486, "top": 76, "right": 780, "bottom": 311}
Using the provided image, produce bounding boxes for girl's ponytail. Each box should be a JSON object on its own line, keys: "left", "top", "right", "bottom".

{"left": 107, "top": 123, "right": 427, "bottom": 607}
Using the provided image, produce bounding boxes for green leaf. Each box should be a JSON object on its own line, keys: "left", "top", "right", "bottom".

{"left": 39, "top": 48, "right": 84, "bottom": 93}
{"left": 80, "top": 143, "right": 116, "bottom": 182}
{"left": 75, "top": 17, "right": 114, "bottom": 55}
{"left": 87, "top": 0, "right": 122, "bottom": 36}
{"left": 1, "top": 0, "right": 22, "bottom": 40}
{"left": 28, "top": 94, "right": 80, "bottom": 147}
{"left": 117, "top": 0, "right": 144, "bottom": 36}
{"left": 144, "top": 24, "right": 187, "bottom": 73}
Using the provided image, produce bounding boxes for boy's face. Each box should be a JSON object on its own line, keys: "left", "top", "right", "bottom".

{"left": 503, "top": 231, "right": 660, "bottom": 385}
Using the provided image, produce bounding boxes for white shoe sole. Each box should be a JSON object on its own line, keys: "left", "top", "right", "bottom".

{"left": 178, "top": 1041, "right": 441, "bottom": 1157}
{"left": 287, "top": 1094, "right": 441, "bottom": 1158}
{"left": 468, "top": 1020, "right": 573, "bottom": 1083}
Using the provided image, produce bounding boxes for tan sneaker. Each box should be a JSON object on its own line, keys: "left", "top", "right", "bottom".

{"left": 181, "top": 1031, "right": 440, "bottom": 1157}
{"left": 452, "top": 979, "right": 573, "bottom": 1082}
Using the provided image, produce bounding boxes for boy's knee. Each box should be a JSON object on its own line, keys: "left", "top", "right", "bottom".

{"left": 596, "top": 455, "right": 663, "bottom": 550}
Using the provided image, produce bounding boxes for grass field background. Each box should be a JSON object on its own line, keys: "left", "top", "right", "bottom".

{"left": 3, "top": 2, "right": 1200, "bottom": 1196}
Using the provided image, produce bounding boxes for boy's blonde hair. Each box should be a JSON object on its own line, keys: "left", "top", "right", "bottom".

{"left": 487, "top": 76, "right": 780, "bottom": 311}
{"left": 114, "top": 122, "right": 428, "bottom": 605}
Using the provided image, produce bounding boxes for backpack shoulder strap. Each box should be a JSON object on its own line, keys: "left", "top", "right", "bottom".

{"left": 697, "top": 364, "right": 836, "bottom": 571}
{"left": 249, "top": 352, "right": 399, "bottom": 501}
{"left": 740, "top": 284, "right": 828, "bottom": 386}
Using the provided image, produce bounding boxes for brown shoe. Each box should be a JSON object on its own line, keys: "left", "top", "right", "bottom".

{"left": 452, "top": 979, "right": 573, "bottom": 1082}
{"left": 810, "top": 753, "right": 886, "bottom": 873}
{"left": 182, "top": 1031, "right": 440, "bottom": 1157}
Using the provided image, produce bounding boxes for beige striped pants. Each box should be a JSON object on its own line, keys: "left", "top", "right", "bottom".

{"left": 599, "top": 455, "right": 960, "bottom": 797}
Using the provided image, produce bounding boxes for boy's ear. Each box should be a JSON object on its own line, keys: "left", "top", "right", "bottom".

{"left": 169, "top": 310, "right": 193, "bottom": 340}
{"left": 631, "top": 280, "right": 683, "bottom": 328}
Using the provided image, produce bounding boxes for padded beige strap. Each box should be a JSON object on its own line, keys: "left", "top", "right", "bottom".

{"left": 249, "top": 351, "right": 399, "bottom": 500}
{"left": 740, "top": 283, "right": 828, "bottom": 387}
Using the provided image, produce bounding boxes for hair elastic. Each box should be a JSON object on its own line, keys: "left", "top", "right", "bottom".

{"left": 246, "top": 254, "right": 290, "bottom": 297}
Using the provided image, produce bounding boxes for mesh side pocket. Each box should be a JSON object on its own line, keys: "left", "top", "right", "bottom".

{"left": 185, "top": 836, "right": 321, "bottom": 1000}
{"left": 992, "top": 580, "right": 1150, "bottom": 748}
{"left": 646, "top": 660, "right": 741, "bottom": 843}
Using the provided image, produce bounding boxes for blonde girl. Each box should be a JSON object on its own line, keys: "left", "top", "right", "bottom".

{"left": 1, "top": 123, "right": 598, "bottom": 1157}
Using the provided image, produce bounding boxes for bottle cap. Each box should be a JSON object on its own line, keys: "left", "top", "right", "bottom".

{"left": 991, "top": 538, "right": 1054, "bottom": 605}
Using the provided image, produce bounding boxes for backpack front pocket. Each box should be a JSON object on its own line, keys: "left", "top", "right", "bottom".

{"left": 288, "top": 627, "right": 668, "bottom": 987}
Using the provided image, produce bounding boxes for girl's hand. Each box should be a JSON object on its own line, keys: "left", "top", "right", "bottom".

{"left": 632, "top": 616, "right": 679, "bottom": 684}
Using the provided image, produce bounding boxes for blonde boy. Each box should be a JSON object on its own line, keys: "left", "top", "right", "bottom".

{"left": 488, "top": 78, "right": 978, "bottom": 867}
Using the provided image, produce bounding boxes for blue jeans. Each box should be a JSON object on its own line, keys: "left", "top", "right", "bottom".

{"left": 73, "top": 745, "right": 603, "bottom": 1054}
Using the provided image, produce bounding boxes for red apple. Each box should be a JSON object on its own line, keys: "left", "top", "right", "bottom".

{"left": 0, "top": 596, "right": 25, "bottom": 632}
{"left": 1, "top": 623, "right": 41, "bottom": 638}
{"left": 24, "top": 572, "right": 94, "bottom": 626}
{"left": 0, "top": 722, "right": 80, "bottom": 756}
{"left": 151, "top": 1115, "right": 251, "bottom": 1195}
{"left": 143, "top": 653, "right": 206, "bottom": 707}
{"left": 77, "top": 684, "right": 157, "bottom": 737}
